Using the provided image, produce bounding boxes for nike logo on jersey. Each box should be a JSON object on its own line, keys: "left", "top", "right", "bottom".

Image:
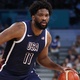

{"left": 27, "top": 34, "right": 32, "bottom": 37}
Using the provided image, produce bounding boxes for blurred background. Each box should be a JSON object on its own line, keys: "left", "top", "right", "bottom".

{"left": 0, "top": 0, "right": 80, "bottom": 80}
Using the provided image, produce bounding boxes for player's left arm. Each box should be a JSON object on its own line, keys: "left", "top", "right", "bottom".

{"left": 37, "top": 31, "right": 64, "bottom": 72}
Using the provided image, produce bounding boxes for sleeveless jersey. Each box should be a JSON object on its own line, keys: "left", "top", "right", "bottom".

{"left": 1, "top": 20, "right": 47, "bottom": 75}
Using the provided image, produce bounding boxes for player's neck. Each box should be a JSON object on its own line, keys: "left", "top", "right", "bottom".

{"left": 31, "top": 22, "right": 43, "bottom": 36}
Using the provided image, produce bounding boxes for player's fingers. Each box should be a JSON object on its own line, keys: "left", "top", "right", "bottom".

{"left": 0, "top": 58, "right": 5, "bottom": 63}
{"left": 64, "top": 67, "right": 78, "bottom": 74}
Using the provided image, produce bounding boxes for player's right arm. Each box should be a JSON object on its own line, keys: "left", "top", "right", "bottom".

{"left": 0, "top": 22, "right": 25, "bottom": 45}
{"left": 0, "top": 22, "right": 25, "bottom": 65}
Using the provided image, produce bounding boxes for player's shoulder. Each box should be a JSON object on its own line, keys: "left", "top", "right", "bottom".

{"left": 10, "top": 21, "right": 26, "bottom": 32}
{"left": 46, "top": 29, "right": 52, "bottom": 39}
{"left": 10, "top": 22, "right": 26, "bottom": 38}
{"left": 46, "top": 29, "right": 52, "bottom": 46}
{"left": 13, "top": 22, "right": 25, "bottom": 28}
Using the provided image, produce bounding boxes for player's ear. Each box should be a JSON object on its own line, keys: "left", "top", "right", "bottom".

{"left": 32, "top": 15, "right": 35, "bottom": 20}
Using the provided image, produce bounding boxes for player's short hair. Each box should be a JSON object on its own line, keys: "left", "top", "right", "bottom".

{"left": 29, "top": 0, "right": 52, "bottom": 16}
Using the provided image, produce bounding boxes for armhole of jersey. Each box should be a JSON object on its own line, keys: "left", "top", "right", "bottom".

{"left": 15, "top": 21, "right": 27, "bottom": 43}
{"left": 45, "top": 29, "right": 47, "bottom": 47}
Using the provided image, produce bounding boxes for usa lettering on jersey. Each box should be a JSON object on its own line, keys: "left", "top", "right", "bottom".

{"left": 27, "top": 42, "right": 39, "bottom": 52}
{"left": 23, "top": 42, "right": 39, "bottom": 65}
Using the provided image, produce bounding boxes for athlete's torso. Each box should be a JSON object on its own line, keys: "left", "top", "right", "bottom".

{"left": 1, "top": 20, "right": 47, "bottom": 75}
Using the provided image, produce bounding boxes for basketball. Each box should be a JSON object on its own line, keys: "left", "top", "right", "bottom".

{"left": 58, "top": 70, "right": 79, "bottom": 80}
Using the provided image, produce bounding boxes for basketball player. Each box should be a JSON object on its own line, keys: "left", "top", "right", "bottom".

{"left": 0, "top": 0, "right": 77, "bottom": 80}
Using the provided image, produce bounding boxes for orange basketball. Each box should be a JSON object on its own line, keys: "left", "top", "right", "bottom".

{"left": 58, "top": 70, "right": 79, "bottom": 80}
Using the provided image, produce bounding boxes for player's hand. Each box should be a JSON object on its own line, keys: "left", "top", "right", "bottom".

{"left": 63, "top": 67, "right": 78, "bottom": 74}
{"left": 0, "top": 58, "right": 5, "bottom": 63}
{"left": 0, "top": 58, "right": 5, "bottom": 69}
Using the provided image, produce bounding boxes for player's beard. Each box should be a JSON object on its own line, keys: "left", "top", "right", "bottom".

{"left": 34, "top": 20, "right": 48, "bottom": 30}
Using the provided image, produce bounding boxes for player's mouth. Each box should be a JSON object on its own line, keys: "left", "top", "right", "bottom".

{"left": 41, "top": 21, "right": 47, "bottom": 26}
